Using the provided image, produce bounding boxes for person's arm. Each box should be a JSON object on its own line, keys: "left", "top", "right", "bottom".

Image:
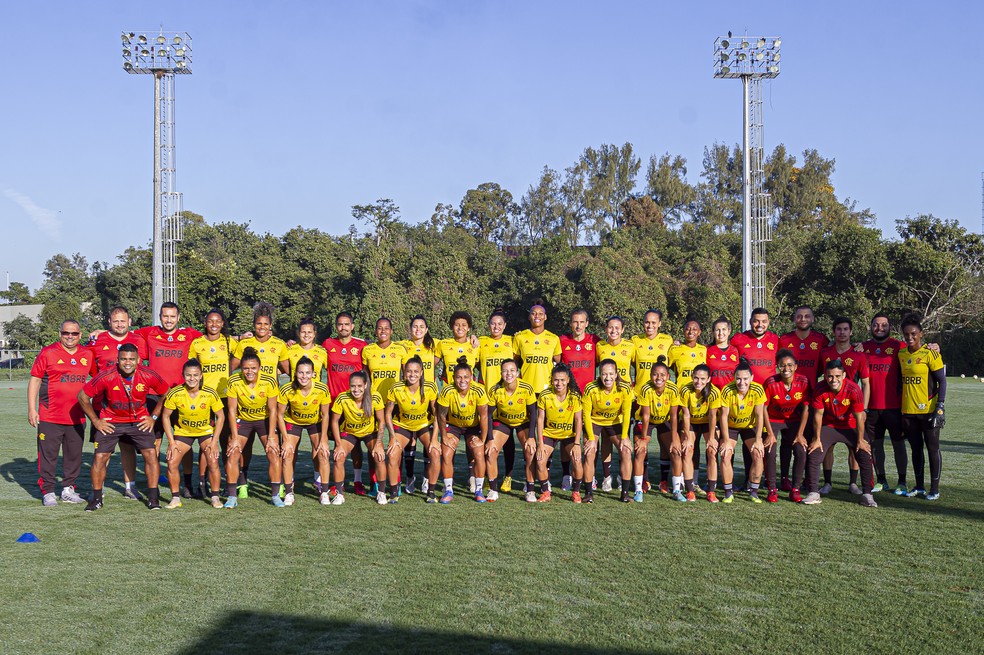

{"left": 372, "top": 408, "right": 387, "bottom": 460}
{"left": 319, "top": 401, "right": 332, "bottom": 453}
{"left": 279, "top": 359, "right": 291, "bottom": 375}
{"left": 860, "top": 377, "right": 870, "bottom": 411}
{"left": 77, "top": 389, "right": 113, "bottom": 435}
{"left": 668, "top": 401, "right": 681, "bottom": 453}
{"left": 265, "top": 396, "right": 279, "bottom": 456}
{"left": 27, "top": 376, "right": 41, "bottom": 428}
{"left": 582, "top": 394, "right": 595, "bottom": 443}
{"left": 208, "top": 405, "right": 225, "bottom": 461}
{"left": 751, "top": 404, "right": 765, "bottom": 454}
{"left": 436, "top": 404, "right": 449, "bottom": 442}
{"left": 478, "top": 401, "right": 489, "bottom": 446}
{"left": 854, "top": 409, "right": 869, "bottom": 453}
{"left": 793, "top": 402, "right": 810, "bottom": 447}
{"left": 536, "top": 403, "right": 546, "bottom": 446}
{"left": 384, "top": 401, "right": 397, "bottom": 449}
{"left": 485, "top": 404, "right": 495, "bottom": 442}
{"left": 162, "top": 405, "right": 177, "bottom": 461}
{"left": 809, "top": 406, "right": 824, "bottom": 453}
{"left": 619, "top": 393, "right": 633, "bottom": 442}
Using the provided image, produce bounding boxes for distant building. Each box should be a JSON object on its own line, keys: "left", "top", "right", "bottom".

{"left": 0, "top": 303, "right": 43, "bottom": 349}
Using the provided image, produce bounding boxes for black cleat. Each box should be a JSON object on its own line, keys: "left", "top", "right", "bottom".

{"left": 84, "top": 498, "right": 103, "bottom": 512}
{"left": 147, "top": 498, "right": 161, "bottom": 510}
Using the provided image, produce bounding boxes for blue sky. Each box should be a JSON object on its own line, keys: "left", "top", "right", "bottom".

{"left": 2, "top": 1, "right": 981, "bottom": 292}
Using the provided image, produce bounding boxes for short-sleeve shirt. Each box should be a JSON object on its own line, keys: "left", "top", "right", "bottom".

{"left": 778, "top": 330, "right": 829, "bottom": 389}
{"left": 387, "top": 381, "right": 439, "bottom": 431}
{"left": 189, "top": 335, "right": 237, "bottom": 398}
{"left": 706, "top": 344, "right": 740, "bottom": 389}
{"left": 632, "top": 333, "right": 674, "bottom": 394}
{"left": 90, "top": 332, "right": 148, "bottom": 372}
{"left": 898, "top": 346, "right": 945, "bottom": 415}
{"left": 398, "top": 340, "right": 437, "bottom": 385}
{"left": 30, "top": 343, "right": 95, "bottom": 424}
{"left": 678, "top": 382, "right": 722, "bottom": 426}
{"left": 763, "top": 374, "right": 812, "bottom": 423}
{"left": 811, "top": 379, "right": 864, "bottom": 429}
{"left": 667, "top": 343, "right": 707, "bottom": 385}
{"left": 477, "top": 335, "right": 515, "bottom": 390}
{"left": 163, "top": 385, "right": 223, "bottom": 437}
{"left": 233, "top": 336, "right": 288, "bottom": 380}
{"left": 720, "top": 381, "right": 767, "bottom": 430}
{"left": 487, "top": 380, "right": 537, "bottom": 427}
{"left": 862, "top": 338, "right": 904, "bottom": 410}
{"left": 581, "top": 381, "right": 634, "bottom": 428}
{"left": 137, "top": 326, "right": 202, "bottom": 387}
{"left": 323, "top": 337, "right": 367, "bottom": 399}
{"left": 284, "top": 343, "right": 328, "bottom": 380}
{"left": 514, "top": 329, "right": 562, "bottom": 393}
{"left": 277, "top": 381, "right": 331, "bottom": 425}
{"left": 819, "top": 346, "right": 870, "bottom": 385}
{"left": 81, "top": 364, "right": 169, "bottom": 423}
{"left": 437, "top": 384, "right": 488, "bottom": 429}
{"left": 730, "top": 331, "right": 780, "bottom": 384}
{"left": 595, "top": 340, "right": 635, "bottom": 386}
{"left": 560, "top": 333, "right": 599, "bottom": 392}
{"left": 636, "top": 382, "right": 681, "bottom": 424}
{"left": 436, "top": 338, "right": 479, "bottom": 383}
{"left": 362, "top": 342, "right": 407, "bottom": 400}
{"left": 331, "top": 391, "right": 384, "bottom": 437}
{"left": 537, "top": 390, "right": 581, "bottom": 440}
{"left": 226, "top": 372, "right": 280, "bottom": 421}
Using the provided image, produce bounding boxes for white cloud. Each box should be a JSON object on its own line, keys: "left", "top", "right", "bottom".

{"left": 3, "top": 188, "right": 62, "bottom": 240}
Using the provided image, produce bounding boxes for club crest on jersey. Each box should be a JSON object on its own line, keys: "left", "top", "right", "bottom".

{"left": 767, "top": 342, "right": 774, "bottom": 350}
{"left": 351, "top": 348, "right": 359, "bottom": 355}
{"left": 585, "top": 343, "right": 593, "bottom": 351}
{"left": 810, "top": 342, "right": 819, "bottom": 350}
{"left": 886, "top": 348, "right": 894, "bottom": 355}
{"left": 136, "top": 383, "right": 146, "bottom": 392}
{"left": 794, "top": 392, "right": 803, "bottom": 400}
{"left": 534, "top": 340, "right": 540, "bottom": 345}
{"left": 167, "top": 335, "right": 174, "bottom": 342}
{"left": 841, "top": 398, "right": 850, "bottom": 406}
{"left": 575, "top": 345, "right": 581, "bottom": 351}
{"left": 70, "top": 358, "right": 77, "bottom": 365}
{"left": 210, "top": 347, "right": 216, "bottom": 353}
{"left": 177, "top": 334, "right": 186, "bottom": 342}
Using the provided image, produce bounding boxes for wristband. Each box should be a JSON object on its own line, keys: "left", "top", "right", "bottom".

{"left": 151, "top": 414, "right": 159, "bottom": 421}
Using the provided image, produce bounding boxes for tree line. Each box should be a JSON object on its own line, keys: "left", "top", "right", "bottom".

{"left": 4, "top": 142, "right": 983, "bottom": 373}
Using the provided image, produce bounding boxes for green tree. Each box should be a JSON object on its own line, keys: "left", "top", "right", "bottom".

{"left": 0, "top": 281, "right": 33, "bottom": 304}
{"left": 645, "top": 153, "right": 695, "bottom": 225}
{"left": 352, "top": 199, "right": 401, "bottom": 247}
{"left": 458, "top": 182, "right": 518, "bottom": 246}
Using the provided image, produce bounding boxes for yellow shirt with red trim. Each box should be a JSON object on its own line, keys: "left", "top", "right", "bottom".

{"left": 537, "top": 389, "right": 582, "bottom": 440}
{"left": 478, "top": 335, "right": 515, "bottom": 391}
{"left": 636, "top": 382, "right": 681, "bottom": 424}
{"left": 387, "top": 381, "right": 439, "bottom": 431}
{"left": 513, "top": 329, "right": 562, "bottom": 393}
{"left": 720, "top": 381, "right": 767, "bottom": 429}
{"left": 331, "top": 391, "right": 384, "bottom": 437}
{"left": 595, "top": 340, "right": 635, "bottom": 386}
{"left": 234, "top": 336, "right": 288, "bottom": 379}
{"left": 284, "top": 343, "right": 328, "bottom": 381}
{"left": 277, "top": 381, "right": 331, "bottom": 425}
{"left": 226, "top": 372, "right": 280, "bottom": 421}
{"left": 437, "top": 383, "right": 488, "bottom": 429}
{"left": 668, "top": 343, "right": 707, "bottom": 384}
{"left": 487, "top": 380, "right": 538, "bottom": 427}
{"left": 898, "top": 346, "right": 945, "bottom": 415}
{"left": 398, "top": 340, "right": 437, "bottom": 384}
{"left": 582, "top": 380, "right": 634, "bottom": 439}
{"left": 189, "top": 335, "right": 237, "bottom": 398}
{"left": 163, "top": 385, "right": 223, "bottom": 437}
{"left": 678, "top": 382, "right": 722, "bottom": 425}
{"left": 436, "top": 338, "right": 479, "bottom": 383}
{"left": 631, "top": 333, "right": 674, "bottom": 393}
{"left": 361, "top": 342, "right": 407, "bottom": 400}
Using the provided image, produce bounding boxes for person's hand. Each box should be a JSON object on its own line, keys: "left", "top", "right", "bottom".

{"left": 808, "top": 439, "right": 823, "bottom": 454}
{"left": 94, "top": 419, "right": 115, "bottom": 435}
{"left": 930, "top": 403, "right": 945, "bottom": 430}
{"left": 583, "top": 439, "right": 598, "bottom": 457}
{"left": 524, "top": 439, "right": 538, "bottom": 456}
{"left": 138, "top": 416, "right": 155, "bottom": 432}
{"left": 28, "top": 407, "right": 39, "bottom": 428}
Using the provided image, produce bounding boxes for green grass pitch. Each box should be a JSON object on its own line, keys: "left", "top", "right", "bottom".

{"left": 1, "top": 378, "right": 982, "bottom": 654}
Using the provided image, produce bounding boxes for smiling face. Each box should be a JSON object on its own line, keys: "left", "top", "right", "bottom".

{"left": 117, "top": 350, "right": 139, "bottom": 377}
{"left": 253, "top": 315, "right": 272, "bottom": 340}
{"left": 183, "top": 366, "right": 203, "bottom": 390}
{"left": 569, "top": 311, "right": 587, "bottom": 338}
{"left": 375, "top": 319, "right": 392, "bottom": 344}
{"left": 295, "top": 363, "right": 314, "bottom": 388}
{"left": 551, "top": 370, "right": 569, "bottom": 396}
{"left": 902, "top": 324, "right": 923, "bottom": 350}
{"left": 109, "top": 310, "right": 131, "bottom": 337}
{"left": 750, "top": 312, "right": 769, "bottom": 337}
{"left": 241, "top": 359, "right": 259, "bottom": 384}
{"left": 349, "top": 375, "right": 366, "bottom": 401}
{"left": 411, "top": 318, "right": 428, "bottom": 342}
{"left": 205, "top": 312, "right": 224, "bottom": 337}
{"left": 529, "top": 307, "right": 546, "bottom": 330}
{"left": 599, "top": 362, "right": 617, "bottom": 390}
{"left": 824, "top": 367, "right": 845, "bottom": 392}
{"left": 691, "top": 368, "right": 709, "bottom": 392}
{"left": 713, "top": 321, "right": 731, "bottom": 345}
{"left": 452, "top": 318, "right": 470, "bottom": 340}
{"left": 777, "top": 355, "right": 797, "bottom": 382}
{"left": 60, "top": 321, "right": 82, "bottom": 349}
{"left": 500, "top": 360, "right": 518, "bottom": 386}
{"left": 298, "top": 323, "right": 316, "bottom": 347}
{"left": 403, "top": 361, "right": 422, "bottom": 387}
{"left": 734, "top": 369, "right": 752, "bottom": 394}
{"left": 489, "top": 315, "right": 506, "bottom": 339}
{"left": 454, "top": 367, "right": 472, "bottom": 393}
{"left": 643, "top": 311, "right": 662, "bottom": 338}
{"left": 160, "top": 307, "right": 179, "bottom": 332}
{"left": 871, "top": 316, "right": 891, "bottom": 341}
{"left": 794, "top": 308, "right": 814, "bottom": 332}
{"left": 605, "top": 319, "right": 623, "bottom": 344}
{"left": 650, "top": 365, "right": 669, "bottom": 390}
{"left": 683, "top": 320, "right": 701, "bottom": 346}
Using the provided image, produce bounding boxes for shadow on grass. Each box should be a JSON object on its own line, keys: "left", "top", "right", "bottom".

{"left": 940, "top": 440, "right": 984, "bottom": 456}
{"left": 873, "top": 487, "right": 984, "bottom": 522}
{"left": 175, "top": 610, "right": 668, "bottom": 655}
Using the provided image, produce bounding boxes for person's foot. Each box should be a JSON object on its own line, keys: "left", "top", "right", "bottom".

{"left": 474, "top": 491, "right": 487, "bottom": 503}
{"left": 620, "top": 490, "right": 631, "bottom": 503}
{"left": 780, "top": 477, "right": 792, "bottom": 492}
{"left": 425, "top": 493, "right": 437, "bottom": 504}
{"left": 500, "top": 477, "right": 512, "bottom": 493}
{"left": 271, "top": 495, "right": 286, "bottom": 508}
{"left": 748, "top": 490, "right": 762, "bottom": 504}
{"left": 872, "top": 482, "right": 885, "bottom": 493}
{"left": 802, "top": 492, "right": 822, "bottom": 505}
{"left": 486, "top": 490, "right": 499, "bottom": 503}
{"left": 223, "top": 497, "right": 238, "bottom": 509}
{"left": 146, "top": 498, "right": 161, "bottom": 510}
{"left": 283, "top": 492, "right": 295, "bottom": 506}
{"left": 584, "top": 490, "right": 594, "bottom": 504}
{"left": 571, "top": 491, "right": 581, "bottom": 504}
{"left": 237, "top": 484, "right": 249, "bottom": 499}
{"left": 673, "top": 491, "right": 688, "bottom": 503}
{"left": 388, "top": 495, "right": 399, "bottom": 505}
{"left": 353, "top": 481, "right": 367, "bottom": 496}
{"left": 561, "top": 475, "right": 572, "bottom": 491}
{"left": 925, "top": 491, "right": 941, "bottom": 501}
{"left": 766, "top": 489, "right": 779, "bottom": 503}
{"left": 601, "top": 476, "right": 613, "bottom": 492}
{"left": 376, "top": 491, "right": 388, "bottom": 505}
{"left": 440, "top": 490, "right": 454, "bottom": 505}
{"left": 893, "top": 484, "right": 908, "bottom": 496}
{"left": 180, "top": 486, "right": 193, "bottom": 499}
{"left": 634, "top": 490, "right": 645, "bottom": 503}
{"left": 818, "top": 483, "right": 833, "bottom": 495}
{"left": 84, "top": 497, "right": 103, "bottom": 512}
{"left": 60, "top": 486, "right": 85, "bottom": 504}
{"left": 330, "top": 493, "right": 345, "bottom": 506}
{"left": 906, "top": 487, "right": 927, "bottom": 498}
{"left": 405, "top": 476, "right": 416, "bottom": 494}
{"left": 859, "top": 493, "right": 878, "bottom": 508}
{"left": 659, "top": 480, "right": 670, "bottom": 494}
{"left": 42, "top": 492, "right": 57, "bottom": 507}
{"left": 848, "top": 483, "right": 862, "bottom": 495}
{"left": 536, "top": 491, "right": 551, "bottom": 503}
{"left": 320, "top": 492, "right": 331, "bottom": 506}
{"left": 642, "top": 480, "right": 651, "bottom": 494}
{"left": 685, "top": 491, "right": 696, "bottom": 502}
{"left": 210, "top": 496, "right": 223, "bottom": 509}
{"left": 193, "top": 482, "right": 205, "bottom": 499}
{"left": 706, "top": 492, "right": 719, "bottom": 503}
{"left": 421, "top": 479, "right": 430, "bottom": 495}
{"left": 525, "top": 491, "right": 537, "bottom": 503}
{"left": 468, "top": 476, "right": 476, "bottom": 494}
{"left": 721, "top": 494, "right": 733, "bottom": 504}
{"left": 124, "top": 487, "right": 142, "bottom": 501}
{"left": 166, "top": 497, "right": 182, "bottom": 509}
{"left": 789, "top": 488, "right": 802, "bottom": 503}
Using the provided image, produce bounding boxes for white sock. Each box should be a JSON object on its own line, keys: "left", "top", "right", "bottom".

{"left": 443, "top": 477, "right": 454, "bottom": 491}
{"left": 125, "top": 481, "right": 134, "bottom": 491}
{"left": 633, "top": 475, "right": 643, "bottom": 492}
{"left": 672, "top": 475, "right": 684, "bottom": 492}
{"left": 475, "top": 477, "right": 485, "bottom": 492}
{"left": 353, "top": 469, "right": 362, "bottom": 483}
{"left": 314, "top": 471, "right": 321, "bottom": 484}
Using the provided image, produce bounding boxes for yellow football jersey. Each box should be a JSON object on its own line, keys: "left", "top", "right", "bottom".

{"left": 163, "top": 385, "right": 223, "bottom": 437}
{"left": 361, "top": 342, "right": 407, "bottom": 400}
{"left": 898, "top": 346, "right": 945, "bottom": 415}
{"left": 234, "top": 336, "right": 288, "bottom": 379}
{"left": 537, "top": 389, "right": 582, "bottom": 440}
{"left": 631, "top": 333, "right": 674, "bottom": 394}
{"left": 513, "top": 329, "right": 562, "bottom": 393}
{"left": 398, "top": 340, "right": 437, "bottom": 384}
{"left": 668, "top": 344, "right": 708, "bottom": 384}
{"left": 478, "top": 335, "right": 515, "bottom": 390}
{"left": 277, "top": 381, "right": 331, "bottom": 425}
{"left": 595, "top": 340, "right": 636, "bottom": 386}
{"left": 436, "top": 338, "right": 479, "bottom": 383}
{"left": 582, "top": 380, "right": 634, "bottom": 439}
{"left": 487, "top": 380, "right": 537, "bottom": 427}
{"left": 437, "top": 384, "right": 488, "bottom": 429}
{"left": 720, "top": 381, "right": 767, "bottom": 429}
{"left": 189, "top": 335, "right": 237, "bottom": 397}
{"left": 331, "top": 391, "right": 384, "bottom": 437}
{"left": 678, "top": 382, "right": 722, "bottom": 425}
{"left": 636, "top": 381, "right": 681, "bottom": 424}
{"left": 387, "top": 381, "right": 439, "bottom": 431}
{"left": 284, "top": 343, "right": 328, "bottom": 381}
{"left": 226, "top": 372, "right": 280, "bottom": 421}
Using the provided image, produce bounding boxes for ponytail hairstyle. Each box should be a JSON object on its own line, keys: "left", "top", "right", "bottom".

{"left": 735, "top": 358, "right": 753, "bottom": 380}
{"left": 411, "top": 314, "right": 435, "bottom": 351}
{"left": 489, "top": 307, "right": 507, "bottom": 323}
{"left": 349, "top": 370, "right": 374, "bottom": 417}
{"left": 596, "top": 358, "right": 624, "bottom": 388}
{"left": 404, "top": 354, "right": 426, "bottom": 405}
{"left": 552, "top": 361, "right": 581, "bottom": 397}
{"left": 652, "top": 355, "right": 670, "bottom": 375}
{"left": 240, "top": 346, "right": 261, "bottom": 368}
{"left": 292, "top": 356, "right": 315, "bottom": 391}
{"left": 453, "top": 355, "right": 473, "bottom": 378}
{"left": 692, "top": 363, "right": 712, "bottom": 401}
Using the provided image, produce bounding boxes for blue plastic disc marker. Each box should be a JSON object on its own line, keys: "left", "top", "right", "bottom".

{"left": 16, "top": 533, "right": 40, "bottom": 543}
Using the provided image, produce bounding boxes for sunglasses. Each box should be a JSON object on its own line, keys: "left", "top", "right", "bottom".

{"left": 61, "top": 331, "right": 81, "bottom": 336}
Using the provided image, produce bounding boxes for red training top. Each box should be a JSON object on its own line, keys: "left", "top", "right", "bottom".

{"left": 89, "top": 331, "right": 149, "bottom": 372}
{"left": 30, "top": 342, "right": 96, "bottom": 424}
{"left": 560, "top": 333, "right": 599, "bottom": 393}
{"left": 81, "top": 364, "right": 169, "bottom": 423}
{"left": 706, "top": 343, "right": 740, "bottom": 389}
{"left": 136, "top": 326, "right": 202, "bottom": 388}
{"left": 811, "top": 379, "right": 864, "bottom": 429}
{"left": 763, "top": 373, "right": 812, "bottom": 423}
{"left": 818, "top": 346, "right": 870, "bottom": 386}
{"left": 730, "top": 331, "right": 780, "bottom": 384}
{"left": 323, "top": 337, "right": 368, "bottom": 400}
{"left": 860, "top": 338, "right": 904, "bottom": 410}
{"left": 778, "top": 330, "right": 829, "bottom": 389}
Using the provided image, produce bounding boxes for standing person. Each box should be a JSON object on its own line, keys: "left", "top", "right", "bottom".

{"left": 477, "top": 309, "right": 517, "bottom": 492}
{"left": 27, "top": 319, "right": 93, "bottom": 506}
{"left": 706, "top": 317, "right": 740, "bottom": 390}
{"left": 276, "top": 357, "right": 331, "bottom": 506}
{"left": 803, "top": 359, "right": 877, "bottom": 507}
{"left": 229, "top": 302, "right": 287, "bottom": 497}
{"left": 323, "top": 311, "right": 367, "bottom": 493}
{"left": 862, "top": 313, "right": 910, "bottom": 494}
{"left": 484, "top": 359, "right": 538, "bottom": 502}
{"left": 436, "top": 357, "right": 489, "bottom": 503}
{"left": 581, "top": 360, "right": 634, "bottom": 503}
{"left": 282, "top": 317, "right": 328, "bottom": 380}
{"left": 397, "top": 315, "right": 439, "bottom": 492}
{"left": 898, "top": 316, "right": 946, "bottom": 500}
{"left": 763, "top": 350, "right": 812, "bottom": 502}
{"left": 636, "top": 357, "right": 683, "bottom": 500}
{"left": 76, "top": 344, "right": 169, "bottom": 511}
{"left": 160, "top": 359, "right": 225, "bottom": 509}
{"left": 223, "top": 347, "right": 282, "bottom": 508}
{"left": 631, "top": 309, "right": 674, "bottom": 394}
{"left": 513, "top": 300, "right": 562, "bottom": 394}
{"left": 384, "top": 356, "right": 440, "bottom": 503}
{"left": 817, "top": 317, "right": 871, "bottom": 495}
{"left": 436, "top": 311, "right": 479, "bottom": 384}
{"left": 778, "top": 306, "right": 829, "bottom": 390}
{"left": 730, "top": 308, "right": 780, "bottom": 385}
{"left": 678, "top": 364, "right": 721, "bottom": 501}
{"left": 330, "top": 370, "right": 387, "bottom": 505}
{"left": 361, "top": 317, "right": 408, "bottom": 495}
{"left": 717, "top": 362, "right": 768, "bottom": 503}
{"left": 594, "top": 316, "right": 635, "bottom": 492}
{"left": 189, "top": 308, "right": 237, "bottom": 498}
{"left": 667, "top": 316, "right": 707, "bottom": 385}
{"left": 533, "top": 364, "right": 583, "bottom": 503}
{"left": 560, "top": 309, "right": 599, "bottom": 394}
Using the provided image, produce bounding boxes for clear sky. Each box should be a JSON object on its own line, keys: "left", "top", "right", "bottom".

{"left": 2, "top": 1, "right": 981, "bottom": 292}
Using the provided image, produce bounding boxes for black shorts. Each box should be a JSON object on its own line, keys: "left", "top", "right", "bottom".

{"left": 866, "top": 408, "right": 903, "bottom": 441}
{"left": 93, "top": 423, "right": 157, "bottom": 453}
{"left": 445, "top": 424, "right": 482, "bottom": 443}
{"left": 729, "top": 428, "right": 758, "bottom": 442}
{"left": 234, "top": 418, "right": 269, "bottom": 439}
{"left": 284, "top": 422, "right": 319, "bottom": 439}
{"left": 491, "top": 421, "right": 528, "bottom": 439}
{"left": 393, "top": 425, "right": 430, "bottom": 441}
{"left": 173, "top": 434, "right": 214, "bottom": 447}
{"left": 592, "top": 424, "right": 623, "bottom": 441}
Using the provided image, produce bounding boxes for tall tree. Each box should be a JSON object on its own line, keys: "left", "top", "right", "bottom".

{"left": 458, "top": 182, "right": 518, "bottom": 246}
{"left": 352, "top": 199, "right": 401, "bottom": 247}
{"left": 645, "top": 153, "right": 695, "bottom": 224}
{"left": 0, "top": 281, "right": 33, "bottom": 304}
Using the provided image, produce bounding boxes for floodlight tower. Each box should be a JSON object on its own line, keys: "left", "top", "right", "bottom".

{"left": 121, "top": 30, "right": 192, "bottom": 323}
{"left": 713, "top": 36, "right": 780, "bottom": 328}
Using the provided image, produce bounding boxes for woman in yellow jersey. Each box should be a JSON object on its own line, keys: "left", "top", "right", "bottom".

{"left": 534, "top": 363, "right": 583, "bottom": 503}
{"left": 362, "top": 317, "right": 408, "bottom": 404}
{"left": 582, "top": 359, "right": 634, "bottom": 504}
{"left": 679, "top": 364, "right": 721, "bottom": 502}
{"left": 478, "top": 309, "right": 518, "bottom": 492}
{"left": 637, "top": 357, "right": 683, "bottom": 501}
{"left": 282, "top": 317, "right": 328, "bottom": 380}
{"left": 513, "top": 300, "right": 562, "bottom": 394}
{"left": 594, "top": 316, "right": 635, "bottom": 494}
{"left": 385, "top": 356, "right": 440, "bottom": 503}
{"left": 483, "top": 358, "right": 537, "bottom": 502}
{"left": 330, "top": 370, "right": 386, "bottom": 506}
{"left": 161, "top": 359, "right": 225, "bottom": 509}
{"left": 898, "top": 315, "right": 947, "bottom": 500}
{"left": 436, "top": 311, "right": 479, "bottom": 384}
{"left": 397, "top": 315, "right": 438, "bottom": 493}
{"left": 230, "top": 301, "right": 288, "bottom": 379}
{"left": 436, "top": 357, "right": 489, "bottom": 503}
{"left": 223, "top": 348, "right": 282, "bottom": 508}
{"left": 668, "top": 317, "right": 707, "bottom": 384}
{"left": 277, "top": 357, "right": 332, "bottom": 507}
{"left": 632, "top": 309, "right": 674, "bottom": 395}
{"left": 717, "top": 362, "right": 767, "bottom": 503}
{"left": 188, "top": 308, "right": 237, "bottom": 499}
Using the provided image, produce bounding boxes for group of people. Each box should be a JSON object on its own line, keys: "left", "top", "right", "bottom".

{"left": 26, "top": 299, "right": 947, "bottom": 511}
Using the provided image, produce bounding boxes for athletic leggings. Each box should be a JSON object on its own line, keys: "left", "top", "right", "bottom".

{"left": 773, "top": 420, "right": 807, "bottom": 488}
{"left": 902, "top": 414, "right": 941, "bottom": 494}
{"left": 867, "top": 408, "right": 907, "bottom": 485}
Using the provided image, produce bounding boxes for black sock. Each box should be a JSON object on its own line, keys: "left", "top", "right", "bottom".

{"left": 147, "top": 488, "right": 159, "bottom": 502}
{"left": 503, "top": 437, "right": 516, "bottom": 476}
{"left": 285, "top": 482, "right": 294, "bottom": 494}
{"left": 271, "top": 482, "right": 282, "bottom": 497}
{"left": 238, "top": 470, "right": 247, "bottom": 485}
{"left": 183, "top": 473, "right": 192, "bottom": 488}
{"left": 226, "top": 483, "right": 237, "bottom": 497}
{"left": 724, "top": 483, "right": 733, "bottom": 497}
{"left": 93, "top": 488, "right": 104, "bottom": 501}
{"left": 622, "top": 478, "right": 632, "bottom": 491}
{"left": 540, "top": 481, "right": 549, "bottom": 493}
{"left": 849, "top": 469, "right": 858, "bottom": 485}
{"left": 573, "top": 480, "right": 581, "bottom": 493}
{"left": 823, "top": 469, "right": 832, "bottom": 485}
{"left": 491, "top": 477, "right": 500, "bottom": 492}
{"left": 404, "top": 446, "right": 416, "bottom": 479}
{"left": 389, "top": 484, "right": 399, "bottom": 495}
{"left": 685, "top": 478, "right": 694, "bottom": 492}
{"left": 562, "top": 459, "right": 571, "bottom": 477}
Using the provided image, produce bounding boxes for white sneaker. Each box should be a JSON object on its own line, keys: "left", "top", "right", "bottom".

{"left": 468, "top": 475, "right": 476, "bottom": 493}
{"left": 421, "top": 478, "right": 429, "bottom": 495}
{"left": 376, "top": 491, "right": 387, "bottom": 505}
{"left": 591, "top": 477, "right": 597, "bottom": 491}
{"left": 330, "top": 493, "right": 346, "bottom": 506}
{"left": 42, "top": 492, "right": 57, "bottom": 507}
{"left": 320, "top": 491, "right": 331, "bottom": 506}
{"left": 525, "top": 491, "right": 537, "bottom": 503}
{"left": 802, "top": 492, "right": 822, "bottom": 505}
{"left": 405, "top": 476, "right": 417, "bottom": 494}
{"left": 561, "top": 475, "right": 572, "bottom": 491}
{"left": 818, "top": 483, "right": 833, "bottom": 495}
{"left": 486, "top": 490, "right": 499, "bottom": 502}
{"left": 601, "top": 476, "right": 613, "bottom": 492}
{"left": 283, "top": 492, "right": 295, "bottom": 506}
{"left": 60, "top": 486, "right": 85, "bottom": 503}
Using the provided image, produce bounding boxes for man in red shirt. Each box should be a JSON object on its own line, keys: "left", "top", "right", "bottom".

{"left": 778, "top": 306, "right": 829, "bottom": 390}
{"left": 559, "top": 309, "right": 599, "bottom": 393}
{"left": 730, "top": 308, "right": 780, "bottom": 385}
{"left": 77, "top": 344, "right": 170, "bottom": 511}
{"left": 861, "top": 313, "right": 908, "bottom": 494}
{"left": 803, "top": 360, "right": 876, "bottom": 507}
{"left": 27, "top": 320, "right": 94, "bottom": 506}
{"left": 322, "top": 311, "right": 368, "bottom": 492}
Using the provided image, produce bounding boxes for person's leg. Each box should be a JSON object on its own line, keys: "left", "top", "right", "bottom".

{"left": 36, "top": 421, "right": 63, "bottom": 499}
{"left": 924, "top": 420, "right": 942, "bottom": 496}
{"left": 61, "top": 423, "right": 85, "bottom": 496}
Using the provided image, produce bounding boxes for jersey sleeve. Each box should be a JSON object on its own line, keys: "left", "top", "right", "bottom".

{"left": 372, "top": 393, "right": 385, "bottom": 412}
{"left": 163, "top": 387, "right": 181, "bottom": 411}
{"left": 207, "top": 389, "right": 224, "bottom": 413}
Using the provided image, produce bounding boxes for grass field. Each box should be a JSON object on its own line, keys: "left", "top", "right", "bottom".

{"left": 2, "top": 378, "right": 982, "bottom": 654}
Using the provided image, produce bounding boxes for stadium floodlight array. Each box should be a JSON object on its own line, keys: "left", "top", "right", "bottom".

{"left": 713, "top": 37, "right": 780, "bottom": 79}
{"left": 121, "top": 31, "right": 192, "bottom": 74}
